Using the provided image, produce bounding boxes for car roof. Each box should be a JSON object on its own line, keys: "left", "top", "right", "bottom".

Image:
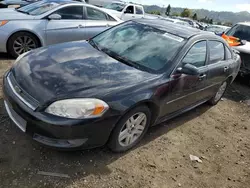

{"left": 135, "top": 18, "right": 206, "bottom": 39}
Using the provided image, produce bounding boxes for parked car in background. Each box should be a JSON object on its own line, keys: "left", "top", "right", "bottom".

{"left": 205, "top": 25, "right": 230, "bottom": 34}
{"left": 3, "top": 19, "right": 240, "bottom": 152}
{"left": 178, "top": 17, "right": 199, "bottom": 28}
{"left": 163, "top": 17, "right": 192, "bottom": 27}
{"left": 0, "top": 0, "right": 37, "bottom": 8}
{"left": 101, "top": 1, "right": 145, "bottom": 21}
{"left": 0, "top": 0, "right": 121, "bottom": 57}
{"left": 225, "top": 22, "right": 250, "bottom": 77}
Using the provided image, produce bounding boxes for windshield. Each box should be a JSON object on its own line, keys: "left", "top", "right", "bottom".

{"left": 226, "top": 24, "right": 250, "bottom": 41}
{"left": 17, "top": 0, "right": 60, "bottom": 15}
{"left": 206, "top": 26, "right": 225, "bottom": 33}
{"left": 105, "top": 2, "right": 126, "bottom": 12}
{"left": 91, "top": 21, "right": 185, "bottom": 73}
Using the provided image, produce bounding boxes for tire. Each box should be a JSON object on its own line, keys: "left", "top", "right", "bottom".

{"left": 7, "top": 32, "right": 40, "bottom": 58}
{"left": 208, "top": 80, "right": 228, "bottom": 105}
{"left": 108, "top": 105, "right": 151, "bottom": 152}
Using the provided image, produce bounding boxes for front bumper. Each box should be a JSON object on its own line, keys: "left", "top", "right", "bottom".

{"left": 3, "top": 72, "right": 120, "bottom": 149}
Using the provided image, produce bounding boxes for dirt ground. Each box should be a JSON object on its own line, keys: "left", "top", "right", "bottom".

{"left": 0, "top": 53, "right": 249, "bottom": 188}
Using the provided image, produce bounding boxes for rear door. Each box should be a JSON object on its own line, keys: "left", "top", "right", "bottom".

{"left": 45, "top": 5, "right": 86, "bottom": 45}
{"left": 134, "top": 6, "right": 144, "bottom": 19}
{"left": 162, "top": 41, "right": 210, "bottom": 116}
{"left": 84, "top": 6, "right": 118, "bottom": 39}
{"left": 206, "top": 40, "right": 232, "bottom": 96}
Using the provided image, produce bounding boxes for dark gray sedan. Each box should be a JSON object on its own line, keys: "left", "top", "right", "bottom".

{"left": 3, "top": 20, "right": 241, "bottom": 152}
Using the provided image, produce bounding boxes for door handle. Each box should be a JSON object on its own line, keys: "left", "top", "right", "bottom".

{"left": 224, "top": 66, "right": 229, "bottom": 72}
{"left": 78, "top": 24, "right": 84, "bottom": 28}
{"left": 106, "top": 24, "right": 110, "bottom": 27}
{"left": 198, "top": 74, "right": 206, "bottom": 80}
{"left": 132, "top": 16, "right": 135, "bottom": 18}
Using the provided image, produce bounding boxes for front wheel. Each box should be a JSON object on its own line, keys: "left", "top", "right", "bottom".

{"left": 208, "top": 81, "right": 228, "bottom": 105}
{"left": 7, "top": 32, "right": 39, "bottom": 58}
{"left": 108, "top": 105, "right": 151, "bottom": 152}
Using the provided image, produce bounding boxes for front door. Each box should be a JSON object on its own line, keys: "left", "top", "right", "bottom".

{"left": 45, "top": 5, "right": 86, "bottom": 45}
{"left": 121, "top": 5, "right": 135, "bottom": 21}
{"left": 161, "top": 41, "right": 210, "bottom": 117}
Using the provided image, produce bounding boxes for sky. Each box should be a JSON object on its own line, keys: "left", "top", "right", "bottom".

{"left": 130, "top": 0, "right": 250, "bottom": 12}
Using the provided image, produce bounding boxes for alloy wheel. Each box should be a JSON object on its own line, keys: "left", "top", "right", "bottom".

{"left": 214, "top": 82, "right": 227, "bottom": 102}
{"left": 118, "top": 112, "right": 147, "bottom": 147}
{"left": 13, "top": 36, "right": 36, "bottom": 56}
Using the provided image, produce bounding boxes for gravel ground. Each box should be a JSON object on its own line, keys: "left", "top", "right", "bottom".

{"left": 0, "top": 54, "right": 249, "bottom": 188}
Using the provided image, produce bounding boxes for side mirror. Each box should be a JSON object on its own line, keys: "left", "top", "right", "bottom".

{"left": 48, "top": 14, "right": 61, "bottom": 20}
{"left": 176, "top": 63, "right": 200, "bottom": 75}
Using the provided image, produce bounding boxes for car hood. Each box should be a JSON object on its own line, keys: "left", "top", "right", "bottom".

{"left": 0, "top": 8, "right": 35, "bottom": 20}
{"left": 12, "top": 41, "right": 156, "bottom": 104}
{"left": 233, "top": 41, "right": 250, "bottom": 54}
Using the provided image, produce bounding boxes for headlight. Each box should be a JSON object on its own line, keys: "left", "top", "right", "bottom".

{"left": 45, "top": 99, "right": 109, "bottom": 119}
{"left": 0, "top": 20, "right": 8, "bottom": 27}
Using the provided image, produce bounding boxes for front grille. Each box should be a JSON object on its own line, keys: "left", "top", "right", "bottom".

{"left": 239, "top": 52, "right": 250, "bottom": 70}
{"left": 7, "top": 72, "right": 39, "bottom": 110}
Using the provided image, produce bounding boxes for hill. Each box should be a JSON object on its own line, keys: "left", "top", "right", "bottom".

{"left": 144, "top": 5, "right": 250, "bottom": 24}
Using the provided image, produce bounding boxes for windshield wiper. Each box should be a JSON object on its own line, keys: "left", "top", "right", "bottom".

{"left": 89, "top": 39, "right": 101, "bottom": 51}
{"left": 16, "top": 9, "right": 30, "bottom": 15}
{"left": 101, "top": 48, "right": 140, "bottom": 69}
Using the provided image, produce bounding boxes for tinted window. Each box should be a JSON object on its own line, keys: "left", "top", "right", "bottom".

{"left": 226, "top": 24, "right": 250, "bottom": 41}
{"left": 86, "top": 7, "right": 107, "bottom": 20}
{"left": 125, "top": 6, "right": 134, "bottom": 14}
{"left": 225, "top": 47, "right": 232, "bottom": 59}
{"left": 92, "top": 21, "right": 185, "bottom": 73}
{"left": 55, "top": 6, "right": 83, "bottom": 19}
{"left": 182, "top": 41, "right": 207, "bottom": 67}
{"left": 208, "top": 41, "right": 224, "bottom": 64}
{"left": 136, "top": 6, "right": 143, "bottom": 15}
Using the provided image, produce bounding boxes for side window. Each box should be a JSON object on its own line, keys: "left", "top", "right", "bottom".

{"left": 86, "top": 7, "right": 107, "bottom": 20}
{"left": 125, "top": 6, "right": 134, "bottom": 14}
{"left": 55, "top": 6, "right": 83, "bottom": 20}
{"left": 107, "top": 14, "right": 116, "bottom": 21}
{"left": 135, "top": 6, "right": 143, "bottom": 15}
{"left": 225, "top": 46, "right": 232, "bottom": 59}
{"left": 182, "top": 41, "right": 207, "bottom": 68}
{"left": 208, "top": 41, "right": 225, "bottom": 64}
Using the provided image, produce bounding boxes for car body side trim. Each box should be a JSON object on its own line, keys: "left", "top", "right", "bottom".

{"left": 166, "top": 83, "right": 219, "bottom": 105}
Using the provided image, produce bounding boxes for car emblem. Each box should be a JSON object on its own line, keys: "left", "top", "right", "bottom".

{"left": 14, "top": 85, "right": 22, "bottom": 94}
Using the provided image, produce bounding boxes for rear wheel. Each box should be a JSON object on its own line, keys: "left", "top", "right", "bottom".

{"left": 208, "top": 80, "right": 228, "bottom": 105}
{"left": 108, "top": 105, "right": 151, "bottom": 152}
{"left": 7, "top": 32, "right": 39, "bottom": 58}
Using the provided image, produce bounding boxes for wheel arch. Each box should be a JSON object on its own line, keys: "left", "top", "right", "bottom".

{"left": 6, "top": 30, "right": 43, "bottom": 51}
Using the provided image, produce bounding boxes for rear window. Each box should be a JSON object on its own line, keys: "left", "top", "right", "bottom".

{"left": 226, "top": 24, "right": 250, "bottom": 41}
{"left": 208, "top": 41, "right": 225, "bottom": 64}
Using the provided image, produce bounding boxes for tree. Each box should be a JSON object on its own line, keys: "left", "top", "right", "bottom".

{"left": 209, "top": 19, "right": 213, "bottom": 24}
{"left": 224, "top": 22, "right": 233, "bottom": 27}
{"left": 172, "top": 12, "right": 180, "bottom": 17}
{"left": 149, "top": 10, "right": 161, "bottom": 15}
{"left": 192, "top": 13, "right": 197, "bottom": 20}
{"left": 165, "top": 4, "right": 171, "bottom": 16}
{"left": 181, "top": 8, "right": 192, "bottom": 18}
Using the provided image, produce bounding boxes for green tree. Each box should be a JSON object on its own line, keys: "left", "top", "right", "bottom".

{"left": 165, "top": 4, "right": 171, "bottom": 16}
{"left": 172, "top": 12, "right": 180, "bottom": 17}
{"left": 149, "top": 10, "right": 161, "bottom": 15}
{"left": 181, "top": 8, "right": 192, "bottom": 18}
{"left": 192, "top": 13, "right": 198, "bottom": 20}
{"left": 209, "top": 19, "right": 213, "bottom": 24}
